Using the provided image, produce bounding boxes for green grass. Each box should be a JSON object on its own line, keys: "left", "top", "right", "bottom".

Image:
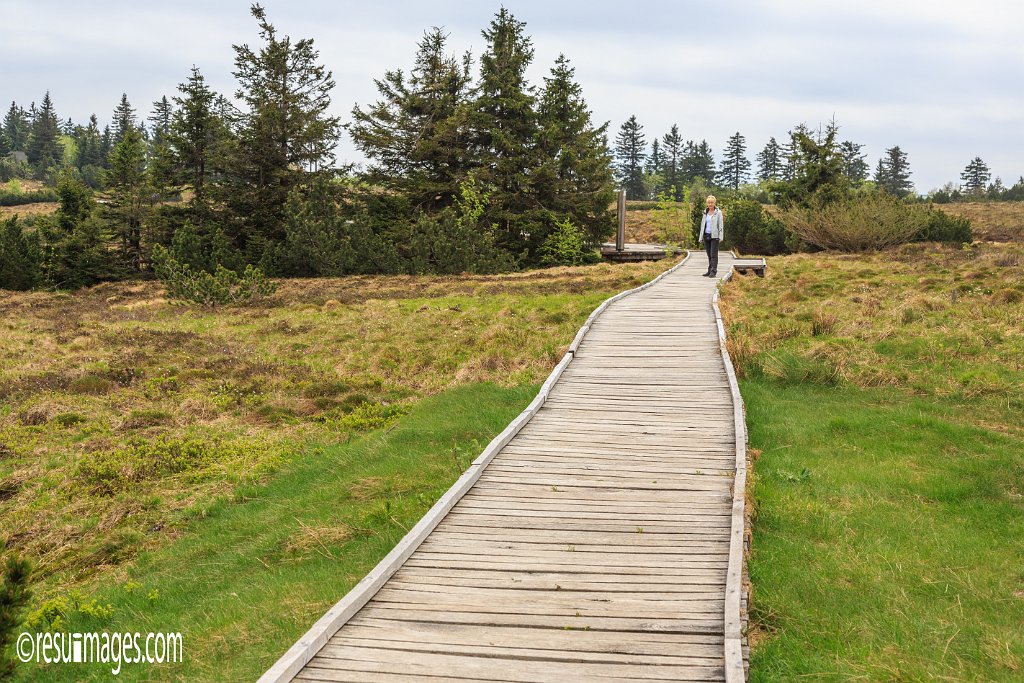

{"left": 12, "top": 381, "right": 536, "bottom": 682}
{"left": 745, "top": 381, "right": 1024, "bottom": 681}
{"left": 720, "top": 243, "right": 1024, "bottom": 680}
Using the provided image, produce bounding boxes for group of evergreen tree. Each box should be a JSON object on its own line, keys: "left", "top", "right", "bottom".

{"left": 612, "top": 117, "right": 716, "bottom": 199}
{"left": 350, "top": 9, "right": 613, "bottom": 268}
{"left": 609, "top": 114, "right": 1023, "bottom": 205}
{"left": 1, "top": 5, "right": 616, "bottom": 292}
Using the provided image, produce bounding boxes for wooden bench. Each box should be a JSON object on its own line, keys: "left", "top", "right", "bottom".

{"left": 732, "top": 257, "right": 767, "bottom": 278}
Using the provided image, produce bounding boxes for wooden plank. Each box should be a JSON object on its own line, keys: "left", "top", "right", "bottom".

{"left": 269, "top": 251, "right": 757, "bottom": 683}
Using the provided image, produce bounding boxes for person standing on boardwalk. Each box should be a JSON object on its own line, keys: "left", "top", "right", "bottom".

{"left": 699, "top": 195, "right": 724, "bottom": 277}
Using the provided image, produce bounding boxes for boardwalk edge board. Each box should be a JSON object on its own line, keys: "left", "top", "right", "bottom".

{"left": 714, "top": 259, "right": 750, "bottom": 683}
{"left": 258, "top": 253, "right": 698, "bottom": 683}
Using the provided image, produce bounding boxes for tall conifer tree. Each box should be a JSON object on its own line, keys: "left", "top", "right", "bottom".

{"left": 960, "top": 157, "right": 991, "bottom": 194}
{"left": 838, "top": 140, "right": 869, "bottom": 184}
{"left": 225, "top": 3, "right": 341, "bottom": 257}
{"left": 27, "top": 92, "right": 63, "bottom": 174}
{"left": 471, "top": 8, "right": 538, "bottom": 253}
{"left": 875, "top": 145, "right": 913, "bottom": 195}
{"left": 719, "top": 132, "right": 750, "bottom": 190}
{"left": 111, "top": 94, "right": 137, "bottom": 146}
{"left": 756, "top": 137, "right": 783, "bottom": 181}
{"left": 349, "top": 27, "right": 474, "bottom": 212}
{"left": 613, "top": 115, "right": 646, "bottom": 199}
{"left": 681, "top": 140, "right": 715, "bottom": 185}
{"left": 533, "top": 54, "right": 615, "bottom": 246}
{"left": 660, "top": 125, "right": 683, "bottom": 199}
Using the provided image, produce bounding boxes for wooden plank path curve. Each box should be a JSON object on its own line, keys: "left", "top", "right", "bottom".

{"left": 262, "top": 251, "right": 750, "bottom": 683}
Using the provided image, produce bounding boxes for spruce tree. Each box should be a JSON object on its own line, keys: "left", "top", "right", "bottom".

{"left": 838, "top": 140, "right": 869, "bottom": 184}
{"left": 613, "top": 115, "right": 646, "bottom": 199}
{"left": 75, "top": 114, "right": 104, "bottom": 169}
{"left": 0, "top": 130, "right": 9, "bottom": 157}
{"left": 99, "top": 125, "right": 113, "bottom": 167}
{"left": 146, "top": 96, "right": 176, "bottom": 197}
{"left": 681, "top": 140, "right": 715, "bottom": 185}
{"left": 960, "top": 156, "right": 991, "bottom": 195}
{"left": 756, "top": 137, "right": 783, "bottom": 181}
{"left": 349, "top": 27, "right": 474, "bottom": 212}
{"left": 533, "top": 54, "right": 615, "bottom": 247}
{"left": 647, "top": 139, "right": 661, "bottom": 175}
{"left": 40, "top": 171, "right": 120, "bottom": 288}
{"left": 875, "top": 145, "right": 913, "bottom": 196}
{"left": 27, "top": 92, "right": 63, "bottom": 175}
{"left": 470, "top": 7, "right": 539, "bottom": 254}
{"left": 660, "top": 125, "right": 683, "bottom": 199}
{"left": 779, "top": 124, "right": 847, "bottom": 207}
{"left": 169, "top": 67, "right": 229, "bottom": 215}
{"left": 3, "top": 103, "right": 30, "bottom": 151}
{"left": 149, "top": 96, "right": 173, "bottom": 144}
{"left": 225, "top": 3, "right": 342, "bottom": 256}
{"left": 781, "top": 124, "right": 810, "bottom": 181}
{"left": 104, "top": 126, "right": 150, "bottom": 271}
{"left": 111, "top": 93, "right": 137, "bottom": 145}
{"left": 719, "top": 132, "right": 750, "bottom": 190}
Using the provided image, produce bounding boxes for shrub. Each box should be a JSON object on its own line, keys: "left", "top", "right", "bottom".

{"left": 1, "top": 554, "right": 32, "bottom": 679}
{"left": 408, "top": 176, "right": 516, "bottom": 274}
{"left": 0, "top": 188, "right": 59, "bottom": 206}
{"left": 916, "top": 208, "right": 972, "bottom": 243}
{"left": 649, "top": 189, "right": 693, "bottom": 248}
{"left": 76, "top": 435, "right": 248, "bottom": 495}
{"left": 151, "top": 244, "right": 277, "bottom": 306}
{"left": 781, "top": 193, "right": 928, "bottom": 251}
{"left": 723, "top": 198, "right": 789, "bottom": 255}
{"left": 0, "top": 157, "right": 31, "bottom": 183}
{"left": 538, "top": 217, "right": 599, "bottom": 266}
{"left": 0, "top": 217, "right": 43, "bottom": 290}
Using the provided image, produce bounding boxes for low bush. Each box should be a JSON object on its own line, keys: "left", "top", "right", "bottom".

{"left": 0, "top": 217, "right": 43, "bottom": 290}
{"left": 0, "top": 188, "right": 59, "bottom": 206}
{"left": 1, "top": 554, "right": 32, "bottom": 678}
{"left": 916, "top": 207, "right": 973, "bottom": 243}
{"left": 723, "top": 198, "right": 789, "bottom": 255}
{"left": 76, "top": 436, "right": 250, "bottom": 495}
{"left": 538, "top": 218, "right": 600, "bottom": 266}
{"left": 151, "top": 244, "right": 277, "bottom": 306}
{"left": 781, "top": 193, "right": 928, "bottom": 251}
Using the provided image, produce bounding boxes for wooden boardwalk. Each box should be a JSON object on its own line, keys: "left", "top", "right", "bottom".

{"left": 263, "top": 251, "right": 748, "bottom": 683}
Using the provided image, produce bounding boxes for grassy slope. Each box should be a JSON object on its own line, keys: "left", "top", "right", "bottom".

{"left": 720, "top": 244, "right": 1024, "bottom": 680}
{"left": 1, "top": 258, "right": 678, "bottom": 680}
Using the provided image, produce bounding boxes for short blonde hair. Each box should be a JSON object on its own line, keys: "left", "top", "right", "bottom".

{"left": 706, "top": 195, "right": 717, "bottom": 203}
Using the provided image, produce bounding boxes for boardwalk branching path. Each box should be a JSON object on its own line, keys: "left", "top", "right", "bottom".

{"left": 263, "top": 252, "right": 749, "bottom": 682}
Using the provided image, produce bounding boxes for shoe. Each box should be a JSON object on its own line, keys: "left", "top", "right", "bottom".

{"left": 701, "top": 272, "right": 710, "bottom": 277}
{"left": 709, "top": 272, "right": 717, "bottom": 277}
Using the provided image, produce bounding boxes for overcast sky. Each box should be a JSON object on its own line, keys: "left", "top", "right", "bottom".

{"left": 3, "top": 0, "right": 1021, "bottom": 191}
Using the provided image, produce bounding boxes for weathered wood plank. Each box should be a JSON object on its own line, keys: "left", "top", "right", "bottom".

{"left": 268, "top": 252, "right": 750, "bottom": 683}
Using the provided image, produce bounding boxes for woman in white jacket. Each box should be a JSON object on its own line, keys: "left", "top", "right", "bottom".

{"left": 698, "top": 195, "right": 724, "bottom": 277}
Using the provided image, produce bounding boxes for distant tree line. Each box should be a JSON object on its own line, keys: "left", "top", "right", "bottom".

{"left": 612, "top": 117, "right": 975, "bottom": 254}
{"left": 610, "top": 115, "right": 1024, "bottom": 203}
{"left": 0, "top": 5, "right": 613, "bottom": 292}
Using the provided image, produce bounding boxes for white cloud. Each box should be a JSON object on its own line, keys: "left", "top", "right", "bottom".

{"left": 2, "top": 0, "right": 1021, "bottom": 190}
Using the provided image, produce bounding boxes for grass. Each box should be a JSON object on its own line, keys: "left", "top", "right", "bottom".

{"left": 936, "top": 201, "right": 1024, "bottom": 242}
{"left": 719, "top": 243, "right": 1024, "bottom": 680}
{"left": 0, "top": 257, "right": 679, "bottom": 679}
{"left": 12, "top": 382, "right": 536, "bottom": 681}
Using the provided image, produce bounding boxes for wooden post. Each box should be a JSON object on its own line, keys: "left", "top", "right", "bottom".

{"left": 616, "top": 189, "right": 626, "bottom": 252}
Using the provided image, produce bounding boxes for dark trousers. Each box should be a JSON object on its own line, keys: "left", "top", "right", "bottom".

{"left": 704, "top": 237, "right": 719, "bottom": 275}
